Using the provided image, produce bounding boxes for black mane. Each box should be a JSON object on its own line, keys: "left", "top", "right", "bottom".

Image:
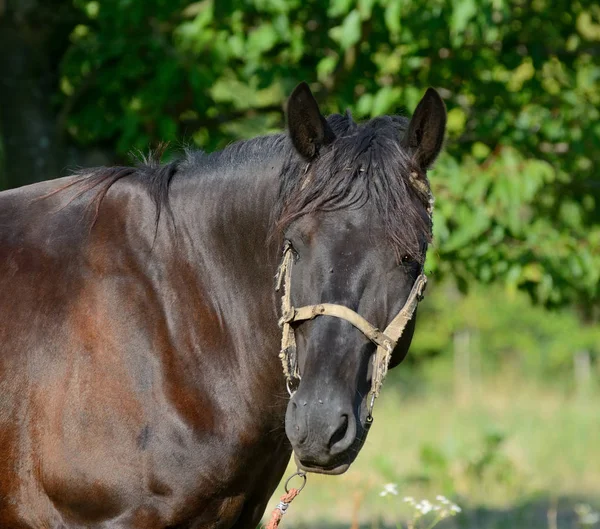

{"left": 64, "top": 112, "right": 431, "bottom": 261}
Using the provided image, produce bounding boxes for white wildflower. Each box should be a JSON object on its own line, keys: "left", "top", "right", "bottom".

{"left": 575, "top": 504, "right": 600, "bottom": 526}
{"left": 399, "top": 494, "right": 463, "bottom": 527}
{"left": 379, "top": 483, "right": 399, "bottom": 497}
{"left": 582, "top": 512, "right": 600, "bottom": 525}
{"left": 416, "top": 500, "right": 433, "bottom": 515}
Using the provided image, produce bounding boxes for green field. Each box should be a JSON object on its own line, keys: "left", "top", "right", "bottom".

{"left": 265, "top": 374, "right": 600, "bottom": 529}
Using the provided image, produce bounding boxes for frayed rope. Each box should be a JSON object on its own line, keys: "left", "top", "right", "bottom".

{"left": 265, "top": 488, "right": 301, "bottom": 529}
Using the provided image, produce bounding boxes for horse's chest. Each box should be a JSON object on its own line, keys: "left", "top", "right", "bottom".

{"left": 10, "top": 409, "right": 287, "bottom": 529}
{"left": 139, "top": 419, "right": 287, "bottom": 525}
{"left": 116, "top": 492, "right": 249, "bottom": 529}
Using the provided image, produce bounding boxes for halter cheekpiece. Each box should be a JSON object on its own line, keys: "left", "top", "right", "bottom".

{"left": 275, "top": 242, "right": 427, "bottom": 417}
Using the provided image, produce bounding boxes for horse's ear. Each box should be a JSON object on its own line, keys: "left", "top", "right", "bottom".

{"left": 403, "top": 88, "right": 447, "bottom": 170}
{"left": 287, "top": 82, "right": 334, "bottom": 160}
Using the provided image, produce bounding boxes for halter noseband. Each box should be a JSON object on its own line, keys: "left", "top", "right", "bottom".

{"left": 275, "top": 241, "right": 427, "bottom": 417}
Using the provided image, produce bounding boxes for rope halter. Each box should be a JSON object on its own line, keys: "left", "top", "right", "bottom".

{"left": 275, "top": 241, "right": 427, "bottom": 417}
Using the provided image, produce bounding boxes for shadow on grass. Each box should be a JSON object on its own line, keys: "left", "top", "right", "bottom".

{"left": 284, "top": 495, "right": 599, "bottom": 529}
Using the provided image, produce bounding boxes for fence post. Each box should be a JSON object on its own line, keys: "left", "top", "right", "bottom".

{"left": 574, "top": 349, "right": 591, "bottom": 397}
{"left": 454, "top": 329, "right": 471, "bottom": 405}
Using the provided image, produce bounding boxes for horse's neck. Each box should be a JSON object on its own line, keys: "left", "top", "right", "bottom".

{"left": 162, "top": 151, "right": 288, "bottom": 406}
{"left": 170, "top": 151, "right": 284, "bottom": 290}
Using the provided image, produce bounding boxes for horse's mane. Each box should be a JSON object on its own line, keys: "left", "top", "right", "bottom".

{"left": 57, "top": 112, "right": 431, "bottom": 261}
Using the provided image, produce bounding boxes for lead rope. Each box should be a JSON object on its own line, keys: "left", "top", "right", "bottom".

{"left": 265, "top": 470, "right": 307, "bottom": 529}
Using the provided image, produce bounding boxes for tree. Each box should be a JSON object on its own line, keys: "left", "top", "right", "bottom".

{"left": 6, "top": 0, "right": 600, "bottom": 308}
{"left": 0, "top": 0, "right": 83, "bottom": 187}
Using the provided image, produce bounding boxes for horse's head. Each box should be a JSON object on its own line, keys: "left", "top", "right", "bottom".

{"left": 277, "top": 83, "right": 446, "bottom": 475}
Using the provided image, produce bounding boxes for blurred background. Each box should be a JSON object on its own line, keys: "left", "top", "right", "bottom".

{"left": 1, "top": 0, "right": 598, "bottom": 527}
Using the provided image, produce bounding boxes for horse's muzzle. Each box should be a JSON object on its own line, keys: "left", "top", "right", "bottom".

{"left": 284, "top": 392, "right": 368, "bottom": 474}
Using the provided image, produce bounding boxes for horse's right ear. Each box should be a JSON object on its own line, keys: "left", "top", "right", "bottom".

{"left": 403, "top": 88, "right": 447, "bottom": 171}
{"left": 287, "top": 82, "right": 334, "bottom": 160}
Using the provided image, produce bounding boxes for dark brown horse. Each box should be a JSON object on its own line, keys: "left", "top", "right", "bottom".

{"left": 0, "top": 83, "right": 446, "bottom": 528}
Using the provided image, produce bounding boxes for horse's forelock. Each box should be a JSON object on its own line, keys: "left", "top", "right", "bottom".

{"left": 274, "top": 116, "right": 432, "bottom": 263}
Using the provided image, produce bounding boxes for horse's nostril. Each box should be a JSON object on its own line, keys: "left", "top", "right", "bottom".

{"left": 286, "top": 399, "right": 309, "bottom": 445}
{"left": 328, "top": 414, "right": 349, "bottom": 450}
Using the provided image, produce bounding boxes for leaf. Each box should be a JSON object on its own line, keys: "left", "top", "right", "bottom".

{"left": 371, "top": 86, "right": 401, "bottom": 115}
{"left": 472, "top": 142, "right": 491, "bottom": 160}
{"left": 329, "top": 9, "right": 362, "bottom": 51}
{"left": 384, "top": 0, "right": 402, "bottom": 38}
{"left": 85, "top": 1, "right": 99, "bottom": 18}
{"left": 358, "top": 0, "right": 376, "bottom": 20}
{"left": 442, "top": 204, "right": 492, "bottom": 252}
{"left": 227, "top": 34, "right": 245, "bottom": 58}
{"left": 316, "top": 55, "right": 338, "bottom": 83}
{"left": 328, "top": 0, "right": 354, "bottom": 17}
{"left": 507, "top": 59, "right": 535, "bottom": 92}
{"left": 577, "top": 9, "right": 600, "bottom": 41}
{"left": 246, "top": 23, "right": 279, "bottom": 55}
{"left": 450, "top": 0, "right": 477, "bottom": 42}
{"left": 182, "top": 0, "right": 211, "bottom": 18}
{"left": 446, "top": 107, "right": 467, "bottom": 135}
{"left": 356, "top": 93, "right": 374, "bottom": 117}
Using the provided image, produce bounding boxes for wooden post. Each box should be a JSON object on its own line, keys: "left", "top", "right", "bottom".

{"left": 454, "top": 329, "right": 471, "bottom": 405}
{"left": 574, "top": 350, "right": 591, "bottom": 397}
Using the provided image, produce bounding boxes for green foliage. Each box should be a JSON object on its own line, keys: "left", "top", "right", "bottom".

{"left": 410, "top": 281, "right": 600, "bottom": 376}
{"left": 58, "top": 0, "right": 600, "bottom": 308}
{"left": 429, "top": 145, "right": 599, "bottom": 306}
{"left": 418, "top": 429, "right": 520, "bottom": 495}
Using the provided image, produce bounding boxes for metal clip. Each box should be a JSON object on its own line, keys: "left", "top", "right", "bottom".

{"left": 284, "top": 469, "right": 307, "bottom": 493}
{"left": 275, "top": 501, "right": 290, "bottom": 514}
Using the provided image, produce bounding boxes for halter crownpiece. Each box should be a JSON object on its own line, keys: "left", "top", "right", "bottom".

{"left": 275, "top": 241, "right": 427, "bottom": 416}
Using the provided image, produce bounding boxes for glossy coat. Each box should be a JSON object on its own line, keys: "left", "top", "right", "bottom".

{"left": 0, "top": 83, "right": 445, "bottom": 528}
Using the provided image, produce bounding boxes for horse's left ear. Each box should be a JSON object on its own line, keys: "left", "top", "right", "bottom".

{"left": 287, "top": 82, "right": 335, "bottom": 160}
{"left": 403, "top": 88, "right": 447, "bottom": 170}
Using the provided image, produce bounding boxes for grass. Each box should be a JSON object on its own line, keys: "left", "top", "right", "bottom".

{"left": 263, "top": 371, "right": 600, "bottom": 529}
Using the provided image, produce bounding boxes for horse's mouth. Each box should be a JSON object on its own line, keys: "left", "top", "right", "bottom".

{"left": 293, "top": 453, "right": 351, "bottom": 475}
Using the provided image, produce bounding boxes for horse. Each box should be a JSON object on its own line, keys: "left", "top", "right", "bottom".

{"left": 0, "top": 82, "right": 446, "bottom": 529}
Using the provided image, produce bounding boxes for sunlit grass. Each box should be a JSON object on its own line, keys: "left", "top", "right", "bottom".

{"left": 264, "top": 372, "right": 600, "bottom": 529}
